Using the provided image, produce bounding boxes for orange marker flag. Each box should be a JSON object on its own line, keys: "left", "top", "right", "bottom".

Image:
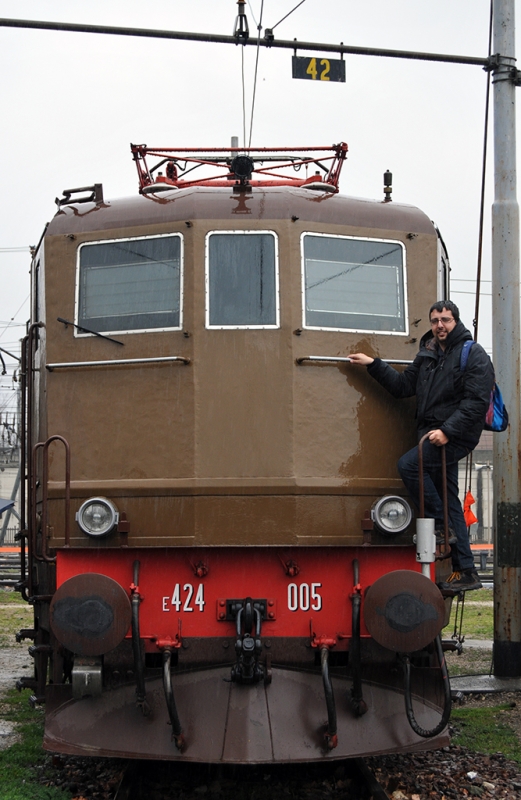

{"left": 463, "top": 490, "right": 478, "bottom": 526}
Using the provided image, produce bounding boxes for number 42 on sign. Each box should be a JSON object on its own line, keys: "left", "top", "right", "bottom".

{"left": 292, "top": 55, "right": 346, "bottom": 82}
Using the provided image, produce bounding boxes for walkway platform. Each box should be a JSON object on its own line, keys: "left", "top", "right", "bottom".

{"left": 451, "top": 674, "right": 521, "bottom": 693}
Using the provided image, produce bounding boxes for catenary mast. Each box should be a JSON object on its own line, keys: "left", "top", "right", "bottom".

{"left": 492, "top": 0, "right": 521, "bottom": 677}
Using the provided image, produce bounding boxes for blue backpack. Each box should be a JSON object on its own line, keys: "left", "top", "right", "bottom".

{"left": 460, "top": 340, "right": 509, "bottom": 432}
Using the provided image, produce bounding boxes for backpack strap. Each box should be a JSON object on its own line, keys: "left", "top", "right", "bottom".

{"left": 459, "top": 340, "right": 475, "bottom": 372}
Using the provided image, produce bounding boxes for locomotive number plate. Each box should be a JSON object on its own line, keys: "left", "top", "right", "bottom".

{"left": 161, "top": 583, "right": 323, "bottom": 614}
{"left": 292, "top": 56, "right": 346, "bottom": 83}
{"left": 162, "top": 583, "right": 205, "bottom": 612}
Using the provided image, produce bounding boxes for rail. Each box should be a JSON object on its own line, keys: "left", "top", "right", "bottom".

{"left": 296, "top": 355, "right": 413, "bottom": 365}
{"left": 113, "top": 756, "right": 391, "bottom": 799}
{"left": 417, "top": 432, "right": 452, "bottom": 558}
{"left": 46, "top": 356, "right": 190, "bottom": 371}
{"left": 22, "top": 323, "right": 45, "bottom": 598}
{"left": 31, "top": 436, "right": 71, "bottom": 562}
{"left": 0, "top": 552, "right": 24, "bottom": 587}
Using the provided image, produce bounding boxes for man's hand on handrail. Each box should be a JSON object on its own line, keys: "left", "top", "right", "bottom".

{"left": 348, "top": 353, "right": 375, "bottom": 366}
{"left": 428, "top": 429, "right": 449, "bottom": 446}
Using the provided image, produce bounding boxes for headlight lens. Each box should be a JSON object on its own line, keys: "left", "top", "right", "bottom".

{"left": 371, "top": 495, "right": 412, "bottom": 535}
{"left": 76, "top": 497, "right": 119, "bottom": 537}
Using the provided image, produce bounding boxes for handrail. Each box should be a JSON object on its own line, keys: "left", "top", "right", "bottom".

{"left": 32, "top": 435, "right": 71, "bottom": 562}
{"left": 19, "top": 333, "right": 29, "bottom": 597}
{"left": 417, "top": 433, "right": 451, "bottom": 559}
{"left": 296, "top": 355, "right": 413, "bottom": 365}
{"left": 30, "top": 443, "right": 46, "bottom": 563}
{"left": 46, "top": 355, "right": 190, "bottom": 371}
{"left": 24, "top": 323, "right": 45, "bottom": 595}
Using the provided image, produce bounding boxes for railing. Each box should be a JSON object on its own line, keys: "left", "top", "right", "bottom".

{"left": 46, "top": 355, "right": 190, "bottom": 371}
{"left": 296, "top": 356, "right": 413, "bottom": 365}
{"left": 31, "top": 435, "right": 71, "bottom": 562}
{"left": 1, "top": 526, "right": 19, "bottom": 546}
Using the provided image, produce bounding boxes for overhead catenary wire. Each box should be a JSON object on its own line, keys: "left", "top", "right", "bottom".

{"left": 472, "top": 0, "right": 494, "bottom": 343}
{"left": 248, "top": 0, "right": 264, "bottom": 148}
{"left": 0, "top": 295, "right": 29, "bottom": 341}
{"left": 268, "top": 0, "right": 308, "bottom": 32}
{"left": 241, "top": 46, "right": 247, "bottom": 148}
{"left": 452, "top": 277, "right": 491, "bottom": 282}
{"left": 246, "top": 0, "right": 258, "bottom": 29}
{"left": 246, "top": 0, "right": 309, "bottom": 146}
{"left": 452, "top": 290, "right": 493, "bottom": 296}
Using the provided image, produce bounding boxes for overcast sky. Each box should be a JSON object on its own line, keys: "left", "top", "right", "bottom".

{"left": 0, "top": 0, "right": 519, "bottom": 410}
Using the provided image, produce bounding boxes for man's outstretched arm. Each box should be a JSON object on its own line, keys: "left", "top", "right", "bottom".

{"left": 349, "top": 352, "right": 420, "bottom": 399}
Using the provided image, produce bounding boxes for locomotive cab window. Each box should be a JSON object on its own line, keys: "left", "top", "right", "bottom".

{"left": 76, "top": 234, "right": 183, "bottom": 334}
{"left": 301, "top": 233, "right": 407, "bottom": 333}
{"left": 206, "top": 231, "right": 279, "bottom": 328}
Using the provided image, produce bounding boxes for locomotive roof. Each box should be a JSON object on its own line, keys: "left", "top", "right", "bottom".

{"left": 47, "top": 185, "right": 436, "bottom": 237}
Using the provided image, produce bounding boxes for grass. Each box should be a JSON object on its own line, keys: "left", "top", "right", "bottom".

{"left": 442, "top": 588, "right": 494, "bottom": 676}
{"left": 0, "top": 589, "right": 27, "bottom": 606}
{"left": 451, "top": 704, "right": 521, "bottom": 764}
{"left": 445, "top": 647, "right": 493, "bottom": 677}
{"left": 0, "top": 604, "right": 33, "bottom": 648}
{"left": 0, "top": 592, "right": 67, "bottom": 798}
{"left": 445, "top": 587, "right": 494, "bottom": 640}
{"left": 0, "top": 690, "right": 69, "bottom": 800}
{"left": 442, "top": 589, "right": 521, "bottom": 762}
{"left": 0, "top": 590, "right": 33, "bottom": 648}
{"left": 0, "top": 592, "right": 70, "bottom": 798}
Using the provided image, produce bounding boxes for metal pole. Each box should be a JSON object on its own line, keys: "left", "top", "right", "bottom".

{"left": 492, "top": 0, "right": 521, "bottom": 677}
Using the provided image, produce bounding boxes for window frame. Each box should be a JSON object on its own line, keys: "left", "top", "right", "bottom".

{"left": 300, "top": 232, "right": 409, "bottom": 335}
{"left": 205, "top": 230, "right": 280, "bottom": 330}
{"left": 74, "top": 232, "right": 184, "bottom": 337}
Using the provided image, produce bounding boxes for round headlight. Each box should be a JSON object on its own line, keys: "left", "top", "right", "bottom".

{"left": 371, "top": 496, "right": 412, "bottom": 535}
{"left": 76, "top": 497, "right": 119, "bottom": 537}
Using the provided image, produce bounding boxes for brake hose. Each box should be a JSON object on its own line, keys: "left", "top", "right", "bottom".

{"left": 403, "top": 635, "right": 452, "bottom": 738}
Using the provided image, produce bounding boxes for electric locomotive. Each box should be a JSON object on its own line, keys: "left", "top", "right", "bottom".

{"left": 17, "top": 143, "right": 452, "bottom": 762}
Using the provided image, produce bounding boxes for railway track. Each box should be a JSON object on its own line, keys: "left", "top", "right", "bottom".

{"left": 113, "top": 757, "right": 390, "bottom": 800}
{"left": 0, "top": 552, "right": 22, "bottom": 587}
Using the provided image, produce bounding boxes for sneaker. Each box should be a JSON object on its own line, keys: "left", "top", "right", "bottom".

{"left": 438, "top": 570, "right": 482, "bottom": 593}
{"left": 435, "top": 527, "right": 457, "bottom": 545}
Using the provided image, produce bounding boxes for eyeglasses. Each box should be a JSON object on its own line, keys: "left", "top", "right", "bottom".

{"left": 430, "top": 316, "right": 454, "bottom": 326}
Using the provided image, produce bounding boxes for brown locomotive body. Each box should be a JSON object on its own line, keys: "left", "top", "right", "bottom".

{"left": 19, "top": 146, "right": 451, "bottom": 762}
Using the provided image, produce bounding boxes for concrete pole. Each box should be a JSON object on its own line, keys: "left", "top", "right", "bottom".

{"left": 492, "top": 0, "right": 521, "bottom": 677}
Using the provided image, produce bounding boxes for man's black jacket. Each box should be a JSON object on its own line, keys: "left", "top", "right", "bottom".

{"left": 366, "top": 321, "right": 495, "bottom": 449}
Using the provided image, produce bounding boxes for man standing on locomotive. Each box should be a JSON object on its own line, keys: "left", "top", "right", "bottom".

{"left": 349, "top": 301, "right": 494, "bottom": 593}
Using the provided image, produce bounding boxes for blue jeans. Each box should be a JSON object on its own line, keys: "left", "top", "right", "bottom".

{"left": 397, "top": 440, "right": 474, "bottom": 572}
